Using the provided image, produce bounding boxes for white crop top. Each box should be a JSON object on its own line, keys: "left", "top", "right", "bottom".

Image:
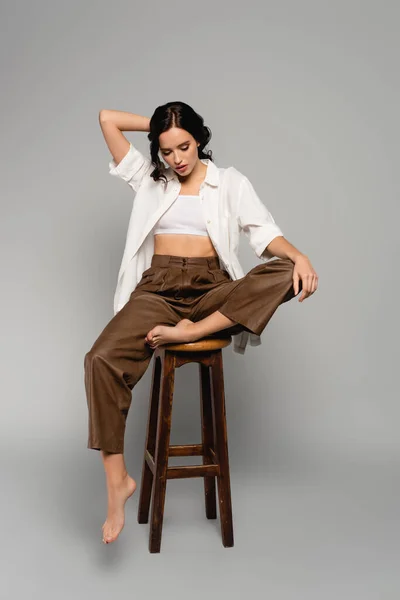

{"left": 153, "top": 195, "right": 209, "bottom": 237}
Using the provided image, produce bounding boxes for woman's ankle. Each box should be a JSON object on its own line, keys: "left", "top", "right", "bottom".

{"left": 101, "top": 451, "right": 128, "bottom": 484}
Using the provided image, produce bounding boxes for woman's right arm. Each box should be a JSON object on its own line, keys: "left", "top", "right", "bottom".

{"left": 99, "top": 110, "right": 153, "bottom": 191}
{"left": 99, "top": 109, "right": 150, "bottom": 165}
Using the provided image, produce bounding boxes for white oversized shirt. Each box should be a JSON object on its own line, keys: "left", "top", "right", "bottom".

{"left": 108, "top": 143, "right": 284, "bottom": 355}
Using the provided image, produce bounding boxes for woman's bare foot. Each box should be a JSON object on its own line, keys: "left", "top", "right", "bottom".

{"left": 102, "top": 474, "right": 137, "bottom": 544}
{"left": 145, "top": 318, "right": 198, "bottom": 348}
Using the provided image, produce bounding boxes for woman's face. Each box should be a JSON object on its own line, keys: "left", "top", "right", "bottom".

{"left": 158, "top": 127, "right": 200, "bottom": 177}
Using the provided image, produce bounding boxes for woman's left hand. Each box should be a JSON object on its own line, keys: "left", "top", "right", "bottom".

{"left": 293, "top": 255, "right": 319, "bottom": 302}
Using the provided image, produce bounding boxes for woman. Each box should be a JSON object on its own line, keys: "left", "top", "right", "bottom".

{"left": 84, "top": 101, "right": 319, "bottom": 544}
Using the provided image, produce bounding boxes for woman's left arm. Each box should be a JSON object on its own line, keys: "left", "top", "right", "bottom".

{"left": 264, "top": 237, "right": 319, "bottom": 302}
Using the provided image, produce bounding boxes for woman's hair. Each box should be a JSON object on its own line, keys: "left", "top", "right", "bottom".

{"left": 147, "top": 101, "right": 214, "bottom": 185}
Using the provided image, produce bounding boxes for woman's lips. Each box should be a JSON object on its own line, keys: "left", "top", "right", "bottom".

{"left": 176, "top": 165, "right": 187, "bottom": 171}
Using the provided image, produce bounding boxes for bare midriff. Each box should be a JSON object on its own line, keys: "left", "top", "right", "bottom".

{"left": 153, "top": 233, "right": 218, "bottom": 257}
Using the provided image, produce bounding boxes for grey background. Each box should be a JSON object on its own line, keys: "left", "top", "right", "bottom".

{"left": 1, "top": 0, "right": 399, "bottom": 597}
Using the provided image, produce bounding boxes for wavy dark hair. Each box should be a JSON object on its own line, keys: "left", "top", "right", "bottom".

{"left": 147, "top": 101, "right": 214, "bottom": 186}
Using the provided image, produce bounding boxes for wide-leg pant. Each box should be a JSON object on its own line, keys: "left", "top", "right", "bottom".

{"left": 84, "top": 254, "right": 301, "bottom": 453}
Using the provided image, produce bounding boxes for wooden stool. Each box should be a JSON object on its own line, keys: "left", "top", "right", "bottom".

{"left": 137, "top": 336, "right": 234, "bottom": 553}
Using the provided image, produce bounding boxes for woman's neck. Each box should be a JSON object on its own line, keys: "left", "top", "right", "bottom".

{"left": 177, "top": 159, "right": 207, "bottom": 184}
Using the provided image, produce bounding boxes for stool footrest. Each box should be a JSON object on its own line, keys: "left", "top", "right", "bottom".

{"left": 168, "top": 443, "right": 212, "bottom": 456}
{"left": 167, "top": 464, "right": 220, "bottom": 479}
{"left": 145, "top": 447, "right": 219, "bottom": 479}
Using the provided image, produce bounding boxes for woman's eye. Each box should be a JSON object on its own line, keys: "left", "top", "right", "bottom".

{"left": 163, "top": 146, "right": 189, "bottom": 156}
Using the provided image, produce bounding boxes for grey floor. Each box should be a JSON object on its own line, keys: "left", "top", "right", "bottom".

{"left": 3, "top": 446, "right": 400, "bottom": 599}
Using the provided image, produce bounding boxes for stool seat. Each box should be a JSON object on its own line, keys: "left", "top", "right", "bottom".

{"left": 137, "top": 335, "right": 234, "bottom": 553}
{"left": 161, "top": 336, "right": 232, "bottom": 352}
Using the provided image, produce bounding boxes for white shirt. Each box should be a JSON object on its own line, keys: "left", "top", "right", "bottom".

{"left": 108, "top": 143, "right": 284, "bottom": 355}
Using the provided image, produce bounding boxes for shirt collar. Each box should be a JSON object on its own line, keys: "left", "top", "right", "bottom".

{"left": 164, "top": 158, "right": 219, "bottom": 186}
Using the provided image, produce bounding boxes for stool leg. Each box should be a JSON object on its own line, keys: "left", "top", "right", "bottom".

{"left": 138, "top": 354, "right": 162, "bottom": 524}
{"left": 199, "top": 363, "right": 217, "bottom": 519}
{"left": 149, "top": 351, "right": 175, "bottom": 553}
{"left": 210, "top": 351, "right": 234, "bottom": 548}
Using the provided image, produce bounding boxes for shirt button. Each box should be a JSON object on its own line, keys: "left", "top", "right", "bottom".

{"left": 207, "top": 219, "right": 211, "bottom": 223}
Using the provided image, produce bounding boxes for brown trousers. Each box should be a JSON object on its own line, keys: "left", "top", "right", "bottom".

{"left": 84, "top": 254, "right": 301, "bottom": 453}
